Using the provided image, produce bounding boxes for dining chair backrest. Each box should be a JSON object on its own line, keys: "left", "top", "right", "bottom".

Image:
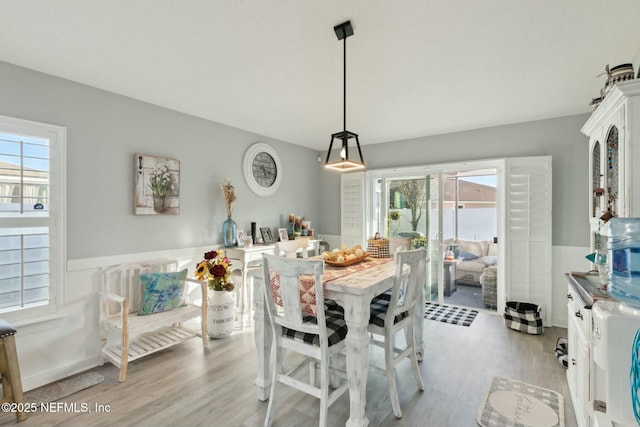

{"left": 385, "top": 247, "right": 426, "bottom": 326}
{"left": 367, "top": 246, "right": 427, "bottom": 418}
{"left": 260, "top": 253, "right": 348, "bottom": 427}
{"left": 274, "top": 237, "right": 309, "bottom": 258}
{"left": 261, "top": 254, "right": 326, "bottom": 340}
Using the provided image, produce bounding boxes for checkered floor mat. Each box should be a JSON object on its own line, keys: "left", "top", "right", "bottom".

{"left": 424, "top": 302, "right": 478, "bottom": 327}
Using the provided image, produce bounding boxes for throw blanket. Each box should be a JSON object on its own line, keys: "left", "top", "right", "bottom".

{"left": 270, "top": 256, "right": 394, "bottom": 315}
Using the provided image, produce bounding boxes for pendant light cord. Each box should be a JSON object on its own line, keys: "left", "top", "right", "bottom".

{"left": 343, "top": 35, "right": 347, "bottom": 135}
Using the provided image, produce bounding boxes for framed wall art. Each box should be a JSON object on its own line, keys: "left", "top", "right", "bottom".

{"left": 134, "top": 154, "right": 180, "bottom": 215}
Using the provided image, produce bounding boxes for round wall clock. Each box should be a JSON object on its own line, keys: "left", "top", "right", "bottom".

{"left": 243, "top": 143, "right": 282, "bottom": 196}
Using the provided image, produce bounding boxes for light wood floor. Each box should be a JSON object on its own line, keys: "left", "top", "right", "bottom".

{"left": 1, "top": 310, "right": 577, "bottom": 427}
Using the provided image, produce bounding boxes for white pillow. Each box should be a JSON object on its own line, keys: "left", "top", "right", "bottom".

{"left": 478, "top": 256, "right": 497, "bottom": 266}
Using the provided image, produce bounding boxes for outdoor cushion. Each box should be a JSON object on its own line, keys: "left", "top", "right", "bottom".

{"left": 477, "top": 255, "right": 498, "bottom": 266}
{"left": 457, "top": 239, "right": 489, "bottom": 257}
{"left": 459, "top": 250, "right": 478, "bottom": 260}
{"left": 458, "top": 260, "right": 487, "bottom": 273}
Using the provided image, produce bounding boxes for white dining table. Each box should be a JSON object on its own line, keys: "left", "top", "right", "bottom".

{"left": 251, "top": 257, "right": 425, "bottom": 427}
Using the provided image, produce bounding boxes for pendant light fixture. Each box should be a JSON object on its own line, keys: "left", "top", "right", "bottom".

{"left": 324, "top": 20, "right": 365, "bottom": 172}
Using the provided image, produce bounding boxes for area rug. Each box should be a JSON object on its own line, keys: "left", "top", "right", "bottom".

{"left": 477, "top": 377, "right": 565, "bottom": 427}
{"left": 23, "top": 371, "right": 105, "bottom": 404}
{"left": 424, "top": 302, "right": 478, "bottom": 326}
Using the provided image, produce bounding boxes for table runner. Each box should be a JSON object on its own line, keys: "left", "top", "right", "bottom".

{"left": 322, "top": 256, "right": 394, "bottom": 284}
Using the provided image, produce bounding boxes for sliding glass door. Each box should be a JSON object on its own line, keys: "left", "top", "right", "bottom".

{"left": 361, "top": 157, "right": 551, "bottom": 319}
{"left": 425, "top": 174, "right": 444, "bottom": 303}
{"left": 372, "top": 168, "right": 445, "bottom": 304}
{"left": 370, "top": 166, "right": 499, "bottom": 307}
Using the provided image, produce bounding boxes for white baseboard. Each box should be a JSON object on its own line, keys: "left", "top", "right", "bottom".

{"left": 22, "top": 355, "right": 102, "bottom": 392}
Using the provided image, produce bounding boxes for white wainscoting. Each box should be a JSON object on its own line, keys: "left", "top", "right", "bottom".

{"left": 12, "top": 242, "right": 589, "bottom": 391}
{"left": 15, "top": 245, "right": 213, "bottom": 391}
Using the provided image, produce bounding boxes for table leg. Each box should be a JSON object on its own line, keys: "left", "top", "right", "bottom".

{"left": 244, "top": 264, "right": 254, "bottom": 328}
{"left": 340, "top": 294, "right": 371, "bottom": 427}
{"left": 253, "top": 275, "right": 272, "bottom": 401}
{"left": 234, "top": 263, "right": 252, "bottom": 330}
{"left": 232, "top": 265, "right": 246, "bottom": 330}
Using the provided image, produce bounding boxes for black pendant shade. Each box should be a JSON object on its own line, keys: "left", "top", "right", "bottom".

{"left": 324, "top": 21, "right": 365, "bottom": 172}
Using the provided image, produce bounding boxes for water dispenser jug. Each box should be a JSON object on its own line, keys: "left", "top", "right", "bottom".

{"left": 606, "top": 218, "right": 640, "bottom": 308}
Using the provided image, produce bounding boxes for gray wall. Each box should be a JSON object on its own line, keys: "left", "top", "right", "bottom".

{"left": 0, "top": 59, "right": 590, "bottom": 256}
{"left": 317, "top": 114, "right": 590, "bottom": 247}
{"left": 0, "top": 61, "right": 321, "bottom": 259}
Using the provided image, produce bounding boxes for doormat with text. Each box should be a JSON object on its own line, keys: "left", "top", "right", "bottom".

{"left": 477, "top": 376, "right": 564, "bottom": 427}
{"left": 424, "top": 302, "right": 478, "bottom": 327}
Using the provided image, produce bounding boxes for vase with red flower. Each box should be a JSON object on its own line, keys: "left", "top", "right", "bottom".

{"left": 207, "top": 287, "right": 235, "bottom": 338}
{"left": 195, "top": 250, "right": 236, "bottom": 338}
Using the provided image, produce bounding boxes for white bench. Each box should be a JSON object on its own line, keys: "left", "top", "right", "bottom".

{"left": 99, "top": 259, "right": 208, "bottom": 382}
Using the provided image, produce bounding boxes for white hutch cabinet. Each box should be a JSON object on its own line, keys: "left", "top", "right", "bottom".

{"left": 572, "top": 79, "right": 640, "bottom": 427}
{"left": 581, "top": 80, "right": 640, "bottom": 249}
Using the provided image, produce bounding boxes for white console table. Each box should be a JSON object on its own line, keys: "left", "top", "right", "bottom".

{"left": 224, "top": 239, "right": 320, "bottom": 330}
{"left": 225, "top": 244, "right": 274, "bottom": 330}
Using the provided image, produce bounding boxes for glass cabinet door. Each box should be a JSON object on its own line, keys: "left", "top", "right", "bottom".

{"left": 591, "top": 140, "right": 603, "bottom": 218}
{"left": 606, "top": 125, "right": 619, "bottom": 216}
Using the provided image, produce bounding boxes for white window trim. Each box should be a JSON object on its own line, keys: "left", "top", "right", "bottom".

{"left": 0, "top": 115, "right": 66, "bottom": 325}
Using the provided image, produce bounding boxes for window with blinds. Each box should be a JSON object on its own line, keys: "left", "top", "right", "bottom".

{"left": 0, "top": 116, "right": 63, "bottom": 317}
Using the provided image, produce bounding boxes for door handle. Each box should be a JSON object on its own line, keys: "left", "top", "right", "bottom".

{"left": 567, "top": 293, "right": 573, "bottom": 300}
{"left": 575, "top": 311, "right": 583, "bottom": 319}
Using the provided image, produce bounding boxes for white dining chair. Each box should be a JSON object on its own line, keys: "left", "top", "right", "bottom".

{"left": 274, "top": 237, "right": 309, "bottom": 258}
{"left": 368, "top": 247, "right": 426, "bottom": 418}
{"left": 261, "top": 254, "right": 348, "bottom": 427}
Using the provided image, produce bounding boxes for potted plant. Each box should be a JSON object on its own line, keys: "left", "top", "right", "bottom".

{"left": 149, "top": 165, "right": 173, "bottom": 213}
{"left": 389, "top": 210, "right": 401, "bottom": 236}
{"left": 195, "top": 250, "right": 235, "bottom": 338}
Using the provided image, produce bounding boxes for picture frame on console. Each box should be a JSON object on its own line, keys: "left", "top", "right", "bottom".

{"left": 237, "top": 229, "right": 247, "bottom": 246}
{"left": 278, "top": 228, "right": 288, "bottom": 241}
{"left": 260, "top": 227, "right": 275, "bottom": 244}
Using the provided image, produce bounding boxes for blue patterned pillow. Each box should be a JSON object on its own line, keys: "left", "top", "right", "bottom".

{"left": 138, "top": 269, "right": 187, "bottom": 315}
{"left": 459, "top": 250, "right": 478, "bottom": 260}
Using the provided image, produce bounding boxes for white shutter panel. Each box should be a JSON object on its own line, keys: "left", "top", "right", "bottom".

{"left": 341, "top": 172, "right": 366, "bottom": 248}
{"left": 505, "top": 156, "right": 553, "bottom": 325}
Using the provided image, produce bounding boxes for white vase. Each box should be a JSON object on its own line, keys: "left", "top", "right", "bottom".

{"left": 207, "top": 290, "right": 235, "bottom": 338}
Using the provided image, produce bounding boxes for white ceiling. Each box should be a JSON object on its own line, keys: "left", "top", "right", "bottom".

{"left": 1, "top": 1, "right": 639, "bottom": 151}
